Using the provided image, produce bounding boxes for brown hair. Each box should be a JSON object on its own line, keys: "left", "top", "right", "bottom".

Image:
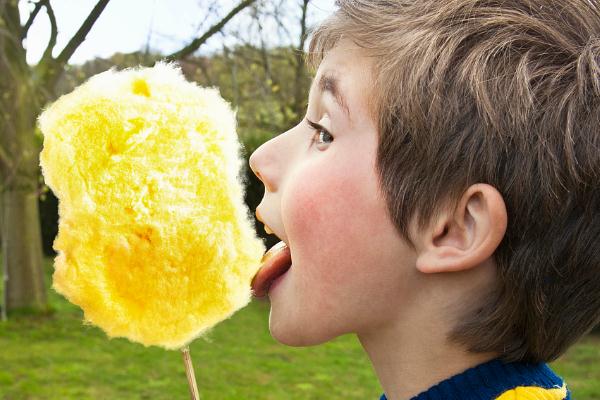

{"left": 308, "top": 0, "right": 600, "bottom": 363}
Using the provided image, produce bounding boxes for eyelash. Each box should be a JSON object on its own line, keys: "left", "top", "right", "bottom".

{"left": 306, "top": 119, "right": 334, "bottom": 147}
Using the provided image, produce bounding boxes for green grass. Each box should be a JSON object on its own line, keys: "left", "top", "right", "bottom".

{"left": 0, "top": 259, "right": 599, "bottom": 399}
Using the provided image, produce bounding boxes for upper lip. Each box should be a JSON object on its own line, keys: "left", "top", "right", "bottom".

{"left": 255, "top": 209, "right": 284, "bottom": 242}
{"left": 255, "top": 209, "right": 272, "bottom": 230}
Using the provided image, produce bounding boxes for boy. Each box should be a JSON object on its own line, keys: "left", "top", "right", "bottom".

{"left": 249, "top": 0, "right": 600, "bottom": 398}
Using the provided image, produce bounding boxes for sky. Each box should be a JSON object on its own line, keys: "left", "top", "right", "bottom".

{"left": 19, "top": 0, "right": 336, "bottom": 65}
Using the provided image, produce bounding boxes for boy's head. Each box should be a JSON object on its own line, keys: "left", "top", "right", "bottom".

{"left": 250, "top": 0, "right": 600, "bottom": 363}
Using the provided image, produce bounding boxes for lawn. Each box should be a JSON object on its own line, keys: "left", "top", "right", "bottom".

{"left": 0, "top": 260, "right": 599, "bottom": 400}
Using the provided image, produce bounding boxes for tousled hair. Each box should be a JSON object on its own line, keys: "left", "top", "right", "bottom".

{"left": 308, "top": 0, "right": 600, "bottom": 362}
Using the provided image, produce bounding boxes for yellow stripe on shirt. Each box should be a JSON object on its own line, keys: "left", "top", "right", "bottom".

{"left": 495, "top": 384, "right": 568, "bottom": 400}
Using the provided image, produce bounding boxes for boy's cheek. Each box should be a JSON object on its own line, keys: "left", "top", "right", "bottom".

{"left": 281, "top": 164, "right": 378, "bottom": 286}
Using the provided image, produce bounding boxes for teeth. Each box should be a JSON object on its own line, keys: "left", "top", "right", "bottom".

{"left": 260, "top": 241, "right": 288, "bottom": 263}
{"left": 264, "top": 224, "right": 273, "bottom": 234}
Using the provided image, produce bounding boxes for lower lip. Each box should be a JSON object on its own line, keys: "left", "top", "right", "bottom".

{"left": 268, "top": 264, "right": 292, "bottom": 295}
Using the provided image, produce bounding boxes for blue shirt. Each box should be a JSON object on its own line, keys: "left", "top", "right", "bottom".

{"left": 380, "top": 358, "right": 570, "bottom": 400}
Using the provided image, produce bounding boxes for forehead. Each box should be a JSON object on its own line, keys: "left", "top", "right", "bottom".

{"left": 309, "top": 40, "right": 374, "bottom": 119}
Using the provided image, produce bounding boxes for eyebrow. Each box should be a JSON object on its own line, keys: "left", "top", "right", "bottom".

{"left": 318, "top": 73, "right": 350, "bottom": 116}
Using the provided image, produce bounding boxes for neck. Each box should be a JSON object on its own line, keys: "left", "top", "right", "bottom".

{"left": 356, "top": 261, "right": 498, "bottom": 400}
{"left": 358, "top": 317, "right": 497, "bottom": 400}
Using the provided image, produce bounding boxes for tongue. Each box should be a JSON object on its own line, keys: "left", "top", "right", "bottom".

{"left": 251, "top": 241, "right": 292, "bottom": 297}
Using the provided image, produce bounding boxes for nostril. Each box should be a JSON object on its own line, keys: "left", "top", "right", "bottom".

{"left": 248, "top": 143, "right": 276, "bottom": 192}
{"left": 248, "top": 152, "right": 261, "bottom": 179}
{"left": 249, "top": 154, "right": 267, "bottom": 185}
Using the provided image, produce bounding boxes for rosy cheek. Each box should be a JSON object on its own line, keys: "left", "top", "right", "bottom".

{"left": 281, "top": 159, "right": 377, "bottom": 286}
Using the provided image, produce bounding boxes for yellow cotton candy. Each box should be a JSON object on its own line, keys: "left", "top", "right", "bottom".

{"left": 39, "top": 62, "right": 265, "bottom": 349}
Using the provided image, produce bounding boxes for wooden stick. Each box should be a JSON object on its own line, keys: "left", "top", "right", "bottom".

{"left": 181, "top": 346, "right": 200, "bottom": 400}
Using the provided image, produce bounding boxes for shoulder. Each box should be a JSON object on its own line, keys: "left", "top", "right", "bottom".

{"left": 495, "top": 384, "right": 569, "bottom": 400}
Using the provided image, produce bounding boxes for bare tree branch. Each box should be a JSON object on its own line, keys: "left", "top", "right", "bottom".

{"left": 54, "top": 0, "right": 111, "bottom": 66}
{"left": 193, "top": 0, "right": 220, "bottom": 36}
{"left": 20, "top": 0, "right": 46, "bottom": 40}
{"left": 293, "top": 0, "right": 310, "bottom": 117}
{"left": 272, "top": 0, "right": 294, "bottom": 44}
{"left": 0, "top": 140, "right": 11, "bottom": 173}
{"left": 177, "top": 56, "right": 215, "bottom": 85}
{"left": 297, "top": 0, "right": 310, "bottom": 55}
{"left": 40, "top": 0, "right": 57, "bottom": 63}
{"left": 274, "top": 16, "right": 293, "bottom": 44}
{"left": 164, "top": 0, "right": 256, "bottom": 61}
{"left": 256, "top": 18, "right": 272, "bottom": 81}
{"left": 143, "top": 1, "right": 155, "bottom": 56}
{"left": 32, "top": 0, "right": 110, "bottom": 100}
{"left": 0, "top": 0, "right": 28, "bottom": 70}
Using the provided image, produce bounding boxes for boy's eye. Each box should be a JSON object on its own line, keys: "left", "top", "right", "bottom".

{"left": 314, "top": 129, "right": 333, "bottom": 146}
{"left": 306, "top": 119, "right": 333, "bottom": 149}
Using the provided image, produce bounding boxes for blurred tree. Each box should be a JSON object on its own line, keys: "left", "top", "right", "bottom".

{"left": 0, "top": 0, "right": 256, "bottom": 316}
{"left": 224, "top": 0, "right": 313, "bottom": 130}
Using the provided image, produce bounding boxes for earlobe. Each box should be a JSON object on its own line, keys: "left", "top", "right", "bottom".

{"left": 415, "top": 184, "right": 507, "bottom": 274}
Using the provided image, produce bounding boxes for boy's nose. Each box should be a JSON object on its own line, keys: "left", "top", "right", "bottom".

{"left": 249, "top": 139, "right": 278, "bottom": 193}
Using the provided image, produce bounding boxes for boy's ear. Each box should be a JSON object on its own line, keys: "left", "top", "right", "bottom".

{"left": 415, "top": 184, "right": 507, "bottom": 274}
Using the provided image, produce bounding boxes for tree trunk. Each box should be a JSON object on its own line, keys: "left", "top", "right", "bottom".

{"left": 2, "top": 96, "right": 47, "bottom": 313}
{"left": 2, "top": 186, "right": 46, "bottom": 311}
{"left": 1, "top": 0, "right": 48, "bottom": 316}
{"left": 0, "top": 193, "right": 5, "bottom": 321}
{"left": 0, "top": 80, "right": 48, "bottom": 314}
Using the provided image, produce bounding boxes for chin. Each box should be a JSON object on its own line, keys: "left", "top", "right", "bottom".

{"left": 268, "top": 311, "right": 341, "bottom": 347}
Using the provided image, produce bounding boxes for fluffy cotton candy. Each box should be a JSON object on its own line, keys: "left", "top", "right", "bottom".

{"left": 39, "top": 62, "right": 265, "bottom": 349}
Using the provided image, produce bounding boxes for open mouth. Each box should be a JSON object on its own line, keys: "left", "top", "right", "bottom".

{"left": 251, "top": 241, "right": 292, "bottom": 297}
